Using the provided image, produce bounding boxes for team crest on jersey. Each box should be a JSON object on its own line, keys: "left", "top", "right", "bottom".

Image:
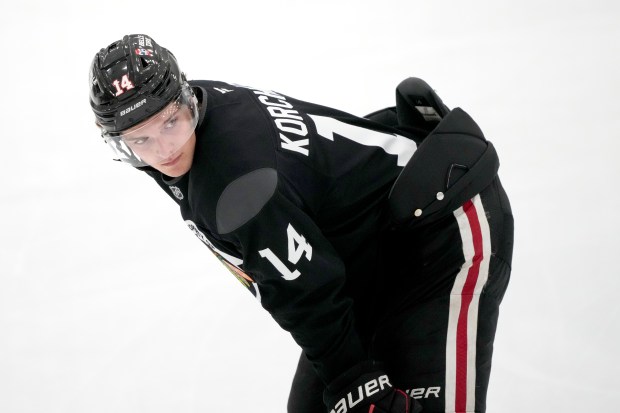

{"left": 186, "top": 220, "right": 211, "bottom": 246}
{"left": 169, "top": 185, "right": 184, "bottom": 200}
{"left": 216, "top": 254, "right": 255, "bottom": 288}
{"left": 185, "top": 220, "right": 259, "bottom": 299}
{"left": 135, "top": 48, "right": 153, "bottom": 56}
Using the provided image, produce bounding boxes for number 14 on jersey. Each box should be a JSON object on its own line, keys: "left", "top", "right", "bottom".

{"left": 259, "top": 224, "right": 312, "bottom": 281}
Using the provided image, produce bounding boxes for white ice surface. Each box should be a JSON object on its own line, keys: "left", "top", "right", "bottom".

{"left": 1, "top": 0, "right": 619, "bottom": 412}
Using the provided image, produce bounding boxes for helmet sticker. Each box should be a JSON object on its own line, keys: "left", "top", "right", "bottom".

{"left": 135, "top": 48, "right": 153, "bottom": 56}
{"left": 112, "top": 74, "right": 135, "bottom": 96}
{"left": 137, "top": 34, "right": 153, "bottom": 48}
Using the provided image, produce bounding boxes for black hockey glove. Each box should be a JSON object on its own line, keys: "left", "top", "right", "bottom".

{"left": 324, "top": 361, "right": 423, "bottom": 413}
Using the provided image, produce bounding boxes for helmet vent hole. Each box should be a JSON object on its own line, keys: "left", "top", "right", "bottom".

{"left": 151, "top": 68, "right": 171, "bottom": 95}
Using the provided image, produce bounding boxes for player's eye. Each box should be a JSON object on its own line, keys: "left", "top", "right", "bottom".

{"left": 164, "top": 117, "right": 178, "bottom": 129}
{"left": 126, "top": 137, "right": 149, "bottom": 146}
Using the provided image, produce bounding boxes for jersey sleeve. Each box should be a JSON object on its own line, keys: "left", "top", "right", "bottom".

{"left": 223, "top": 186, "right": 367, "bottom": 385}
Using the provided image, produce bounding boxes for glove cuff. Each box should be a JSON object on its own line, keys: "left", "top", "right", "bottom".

{"left": 324, "top": 361, "right": 393, "bottom": 412}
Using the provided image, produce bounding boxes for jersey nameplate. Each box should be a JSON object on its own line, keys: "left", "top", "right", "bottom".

{"left": 245, "top": 87, "right": 310, "bottom": 157}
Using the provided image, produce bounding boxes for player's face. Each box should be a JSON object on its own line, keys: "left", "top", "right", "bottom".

{"left": 121, "top": 100, "right": 197, "bottom": 177}
{"left": 145, "top": 131, "right": 196, "bottom": 177}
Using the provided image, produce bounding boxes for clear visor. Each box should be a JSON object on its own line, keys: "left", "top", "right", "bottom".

{"left": 102, "top": 85, "right": 199, "bottom": 167}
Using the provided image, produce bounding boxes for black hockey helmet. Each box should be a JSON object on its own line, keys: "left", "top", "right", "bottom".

{"left": 89, "top": 34, "right": 199, "bottom": 167}
{"left": 89, "top": 34, "right": 185, "bottom": 133}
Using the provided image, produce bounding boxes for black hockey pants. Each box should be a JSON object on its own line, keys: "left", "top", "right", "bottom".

{"left": 288, "top": 177, "right": 513, "bottom": 413}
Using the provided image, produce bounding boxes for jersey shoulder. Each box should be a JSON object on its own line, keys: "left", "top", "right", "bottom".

{"left": 187, "top": 80, "right": 281, "bottom": 236}
{"left": 192, "top": 79, "right": 279, "bottom": 175}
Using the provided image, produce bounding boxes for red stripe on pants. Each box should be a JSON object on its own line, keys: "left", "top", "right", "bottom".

{"left": 455, "top": 200, "right": 483, "bottom": 412}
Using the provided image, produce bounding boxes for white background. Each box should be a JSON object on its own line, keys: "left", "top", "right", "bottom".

{"left": 1, "top": 0, "right": 619, "bottom": 411}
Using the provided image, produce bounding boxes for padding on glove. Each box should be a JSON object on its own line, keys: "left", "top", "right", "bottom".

{"left": 324, "top": 361, "right": 422, "bottom": 413}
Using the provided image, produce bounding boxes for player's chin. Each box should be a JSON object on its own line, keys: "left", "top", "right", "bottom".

{"left": 158, "top": 155, "right": 193, "bottom": 177}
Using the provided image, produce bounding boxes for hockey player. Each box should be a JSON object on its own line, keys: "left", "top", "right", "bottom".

{"left": 89, "top": 34, "right": 513, "bottom": 413}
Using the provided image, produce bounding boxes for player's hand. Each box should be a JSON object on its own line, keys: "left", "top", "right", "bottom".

{"left": 324, "top": 361, "right": 422, "bottom": 413}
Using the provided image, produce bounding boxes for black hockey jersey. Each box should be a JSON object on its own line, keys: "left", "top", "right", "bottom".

{"left": 144, "top": 80, "right": 419, "bottom": 384}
